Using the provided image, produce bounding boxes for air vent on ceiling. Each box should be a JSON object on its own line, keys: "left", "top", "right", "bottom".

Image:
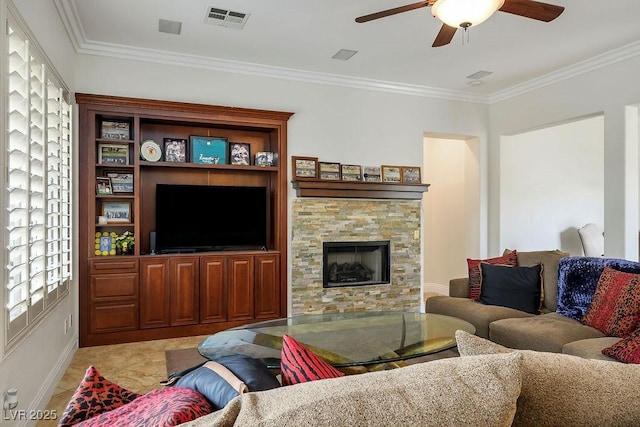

{"left": 205, "top": 6, "right": 250, "bottom": 29}
{"left": 466, "top": 70, "right": 493, "bottom": 80}
{"left": 332, "top": 49, "right": 358, "bottom": 61}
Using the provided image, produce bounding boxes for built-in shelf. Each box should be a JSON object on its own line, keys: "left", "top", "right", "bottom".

{"left": 292, "top": 180, "right": 430, "bottom": 200}
{"left": 139, "top": 161, "right": 278, "bottom": 172}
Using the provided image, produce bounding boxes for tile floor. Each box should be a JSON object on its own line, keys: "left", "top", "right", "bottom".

{"left": 37, "top": 334, "right": 208, "bottom": 427}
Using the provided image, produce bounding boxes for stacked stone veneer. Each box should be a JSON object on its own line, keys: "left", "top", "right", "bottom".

{"left": 291, "top": 198, "right": 422, "bottom": 315}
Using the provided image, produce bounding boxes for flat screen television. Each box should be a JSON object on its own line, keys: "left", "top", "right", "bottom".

{"left": 155, "top": 184, "right": 268, "bottom": 253}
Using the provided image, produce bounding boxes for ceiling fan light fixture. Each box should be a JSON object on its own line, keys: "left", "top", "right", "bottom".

{"left": 432, "top": 0, "right": 505, "bottom": 28}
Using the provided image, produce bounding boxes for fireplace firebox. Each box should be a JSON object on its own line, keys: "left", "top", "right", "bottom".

{"left": 323, "top": 241, "right": 390, "bottom": 288}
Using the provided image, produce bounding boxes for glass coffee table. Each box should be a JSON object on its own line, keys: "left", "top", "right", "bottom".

{"left": 198, "top": 312, "right": 474, "bottom": 371}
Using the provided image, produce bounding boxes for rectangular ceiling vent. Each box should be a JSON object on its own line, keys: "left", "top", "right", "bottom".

{"left": 205, "top": 7, "right": 250, "bottom": 29}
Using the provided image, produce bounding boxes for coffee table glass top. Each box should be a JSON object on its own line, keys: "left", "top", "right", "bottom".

{"left": 198, "top": 312, "right": 475, "bottom": 369}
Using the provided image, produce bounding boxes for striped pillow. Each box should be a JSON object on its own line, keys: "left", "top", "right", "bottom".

{"left": 280, "top": 335, "right": 344, "bottom": 385}
{"left": 467, "top": 251, "right": 518, "bottom": 299}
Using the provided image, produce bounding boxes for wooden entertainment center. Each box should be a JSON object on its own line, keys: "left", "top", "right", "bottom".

{"left": 77, "top": 94, "right": 292, "bottom": 347}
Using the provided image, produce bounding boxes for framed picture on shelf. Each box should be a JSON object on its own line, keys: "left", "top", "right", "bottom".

{"left": 163, "top": 138, "right": 187, "bottom": 162}
{"left": 401, "top": 166, "right": 422, "bottom": 183}
{"left": 106, "top": 172, "right": 134, "bottom": 193}
{"left": 101, "top": 121, "right": 131, "bottom": 140}
{"left": 94, "top": 232, "right": 116, "bottom": 256}
{"left": 255, "top": 151, "right": 278, "bottom": 167}
{"left": 381, "top": 165, "right": 402, "bottom": 183}
{"left": 341, "top": 164, "right": 362, "bottom": 181}
{"left": 190, "top": 136, "right": 227, "bottom": 164}
{"left": 98, "top": 143, "right": 129, "bottom": 165}
{"left": 292, "top": 156, "right": 318, "bottom": 179}
{"left": 362, "top": 166, "right": 382, "bottom": 182}
{"left": 103, "top": 202, "right": 131, "bottom": 223}
{"left": 95, "top": 177, "right": 113, "bottom": 195}
{"left": 229, "top": 142, "right": 251, "bottom": 165}
{"left": 319, "top": 162, "right": 341, "bottom": 181}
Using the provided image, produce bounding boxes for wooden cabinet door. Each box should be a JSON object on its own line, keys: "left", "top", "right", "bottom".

{"left": 200, "top": 256, "right": 227, "bottom": 323}
{"left": 227, "top": 255, "right": 254, "bottom": 321}
{"left": 89, "top": 301, "right": 139, "bottom": 333}
{"left": 254, "top": 253, "right": 280, "bottom": 319}
{"left": 170, "top": 257, "right": 199, "bottom": 326}
{"left": 139, "top": 257, "right": 170, "bottom": 329}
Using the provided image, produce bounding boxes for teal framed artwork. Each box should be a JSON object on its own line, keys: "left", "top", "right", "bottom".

{"left": 190, "top": 136, "right": 228, "bottom": 165}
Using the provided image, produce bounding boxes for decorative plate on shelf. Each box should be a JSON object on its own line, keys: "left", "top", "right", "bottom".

{"left": 140, "top": 140, "right": 162, "bottom": 162}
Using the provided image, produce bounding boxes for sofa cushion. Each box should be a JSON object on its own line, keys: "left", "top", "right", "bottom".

{"left": 581, "top": 266, "right": 640, "bottom": 337}
{"left": 425, "top": 295, "right": 533, "bottom": 339}
{"left": 562, "top": 337, "right": 620, "bottom": 361}
{"left": 556, "top": 256, "right": 640, "bottom": 321}
{"left": 505, "top": 249, "right": 568, "bottom": 312}
{"left": 183, "top": 352, "right": 523, "bottom": 427}
{"left": 74, "top": 387, "right": 212, "bottom": 427}
{"left": 602, "top": 327, "right": 640, "bottom": 364}
{"left": 59, "top": 366, "right": 140, "bottom": 427}
{"left": 489, "top": 312, "right": 604, "bottom": 353}
{"left": 479, "top": 263, "right": 542, "bottom": 314}
{"left": 280, "top": 334, "right": 344, "bottom": 385}
{"left": 456, "top": 330, "right": 640, "bottom": 427}
{"left": 467, "top": 251, "right": 518, "bottom": 299}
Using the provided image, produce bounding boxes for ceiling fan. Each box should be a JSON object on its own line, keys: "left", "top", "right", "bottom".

{"left": 355, "top": 0, "right": 565, "bottom": 47}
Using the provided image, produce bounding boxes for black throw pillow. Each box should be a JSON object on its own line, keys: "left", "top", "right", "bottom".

{"left": 175, "top": 354, "right": 280, "bottom": 409}
{"left": 478, "top": 262, "right": 542, "bottom": 314}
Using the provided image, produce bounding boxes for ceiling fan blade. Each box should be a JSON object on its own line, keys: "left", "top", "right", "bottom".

{"left": 432, "top": 24, "right": 457, "bottom": 47}
{"left": 355, "top": 1, "right": 432, "bottom": 23}
{"left": 499, "top": 0, "right": 565, "bottom": 22}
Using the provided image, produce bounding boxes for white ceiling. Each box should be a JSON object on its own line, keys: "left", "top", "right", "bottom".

{"left": 55, "top": 0, "right": 640, "bottom": 101}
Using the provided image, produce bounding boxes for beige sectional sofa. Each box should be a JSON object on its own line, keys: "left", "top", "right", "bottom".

{"left": 425, "top": 250, "right": 620, "bottom": 360}
{"left": 183, "top": 330, "right": 640, "bottom": 426}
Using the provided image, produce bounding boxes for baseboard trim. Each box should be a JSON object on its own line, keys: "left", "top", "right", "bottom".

{"left": 24, "top": 335, "right": 77, "bottom": 426}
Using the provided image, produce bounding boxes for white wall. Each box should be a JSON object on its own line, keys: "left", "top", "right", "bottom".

{"left": 489, "top": 55, "right": 640, "bottom": 260}
{"left": 0, "top": 0, "right": 78, "bottom": 424}
{"left": 424, "top": 137, "right": 481, "bottom": 292}
{"left": 499, "top": 115, "right": 604, "bottom": 254}
{"left": 72, "top": 55, "right": 489, "bottom": 169}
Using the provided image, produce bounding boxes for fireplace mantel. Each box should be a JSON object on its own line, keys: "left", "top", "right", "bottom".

{"left": 292, "top": 180, "right": 430, "bottom": 200}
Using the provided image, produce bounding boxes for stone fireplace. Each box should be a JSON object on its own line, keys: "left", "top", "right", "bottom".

{"left": 291, "top": 198, "right": 422, "bottom": 315}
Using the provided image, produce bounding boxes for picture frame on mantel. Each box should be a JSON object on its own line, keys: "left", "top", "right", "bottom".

{"left": 381, "top": 165, "right": 402, "bottom": 183}
{"left": 362, "top": 166, "right": 382, "bottom": 182}
{"left": 341, "top": 164, "right": 362, "bottom": 181}
{"left": 319, "top": 162, "right": 341, "bottom": 181}
{"left": 292, "top": 156, "right": 318, "bottom": 180}
{"left": 401, "top": 166, "right": 422, "bottom": 184}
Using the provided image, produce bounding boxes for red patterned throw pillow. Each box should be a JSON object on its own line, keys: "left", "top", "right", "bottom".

{"left": 467, "top": 251, "right": 518, "bottom": 299}
{"left": 602, "top": 327, "right": 640, "bottom": 364}
{"left": 74, "top": 387, "right": 212, "bottom": 426}
{"left": 58, "top": 366, "right": 140, "bottom": 427}
{"left": 280, "top": 334, "right": 344, "bottom": 385}
{"left": 582, "top": 266, "right": 640, "bottom": 337}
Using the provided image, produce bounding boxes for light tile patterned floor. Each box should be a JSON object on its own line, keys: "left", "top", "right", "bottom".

{"left": 37, "top": 335, "right": 208, "bottom": 427}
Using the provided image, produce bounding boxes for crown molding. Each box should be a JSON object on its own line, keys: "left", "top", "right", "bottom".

{"left": 53, "top": 0, "right": 489, "bottom": 104}
{"left": 54, "top": 0, "right": 640, "bottom": 106}
{"left": 77, "top": 39, "right": 491, "bottom": 104}
{"left": 489, "top": 40, "right": 640, "bottom": 103}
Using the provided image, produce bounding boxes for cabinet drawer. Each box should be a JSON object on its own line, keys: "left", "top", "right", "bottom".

{"left": 91, "top": 273, "right": 138, "bottom": 300}
{"left": 89, "top": 301, "right": 138, "bottom": 333}
{"left": 91, "top": 259, "right": 138, "bottom": 274}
